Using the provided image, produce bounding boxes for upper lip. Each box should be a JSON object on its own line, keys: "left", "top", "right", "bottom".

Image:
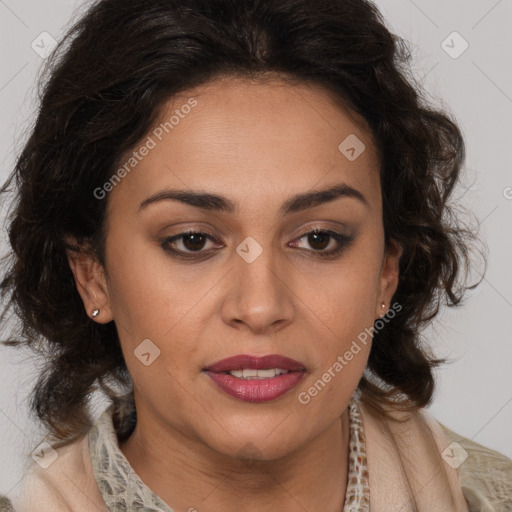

{"left": 203, "top": 354, "right": 306, "bottom": 373}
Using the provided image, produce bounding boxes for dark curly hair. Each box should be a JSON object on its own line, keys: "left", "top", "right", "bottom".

{"left": 0, "top": 0, "right": 484, "bottom": 447}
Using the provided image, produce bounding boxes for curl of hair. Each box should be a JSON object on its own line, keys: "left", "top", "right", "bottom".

{"left": 0, "top": 0, "right": 485, "bottom": 446}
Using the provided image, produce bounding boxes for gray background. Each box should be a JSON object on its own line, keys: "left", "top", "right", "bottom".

{"left": 1, "top": 0, "right": 511, "bottom": 498}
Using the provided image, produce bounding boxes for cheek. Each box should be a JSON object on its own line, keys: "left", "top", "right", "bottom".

{"left": 293, "top": 244, "right": 382, "bottom": 401}
{"left": 296, "top": 270, "right": 377, "bottom": 411}
{"left": 300, "top": 250, "right": 382, "bottom": 343}
{"left": 104, "top": 233, "right": 186, "bottom": 335}
{"left": 104, "top": 237, "right": 211, "bottom": 384}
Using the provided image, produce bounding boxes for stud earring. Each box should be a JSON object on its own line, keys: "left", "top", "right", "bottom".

{"left": 91, "top": 308, "right": 100, "bottom": 318}
{"left": 379, "top": 303, "right": 386, "bottom": 317}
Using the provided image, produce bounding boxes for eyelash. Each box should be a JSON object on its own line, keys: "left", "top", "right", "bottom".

{"left": 160, "top": 229, "right": 354, "bottom": 261}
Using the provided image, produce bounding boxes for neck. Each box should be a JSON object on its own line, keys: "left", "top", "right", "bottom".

{"left": 119, "top": 408, "right": 350, "bottom": 512}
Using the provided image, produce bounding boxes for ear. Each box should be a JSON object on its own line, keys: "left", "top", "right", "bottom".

{"left": 376, "top": 238, "right": 402, "bottom": 319}
{"left": 66, "top": 242, "right": 113, "bottom": 323}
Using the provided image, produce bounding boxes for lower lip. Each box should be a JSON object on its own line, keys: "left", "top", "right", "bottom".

{"left": 203, "top": 371, "right": 306, "bottom": 402}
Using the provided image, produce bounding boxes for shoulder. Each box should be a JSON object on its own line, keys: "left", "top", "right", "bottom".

{"left": 357, "top": 399, "right": 511, "bottom": 511}
{"left": 440, "top": 423, "right": 512, "bottom": 512}
{"left": 9, "top": 433, "right": 107, "bottom": 512}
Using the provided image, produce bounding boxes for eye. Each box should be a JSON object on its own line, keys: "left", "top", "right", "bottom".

{"left": 161, "top": 230, "right": 220, "bottom": 258}
{"left": 161, "top": 228, "right": 354, "bottom": 261}
{"left": 290, "top": 229, "right": 354, "bottom": 258}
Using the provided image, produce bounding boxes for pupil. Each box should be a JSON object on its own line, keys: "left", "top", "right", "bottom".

{"left": 309, "top": 232, "right": 329, "bottom": 250}
{"left": 184, "top": 233, "right": 205, "bottom": 251}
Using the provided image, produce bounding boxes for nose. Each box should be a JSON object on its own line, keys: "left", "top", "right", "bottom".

{"left": 220, "top": 238, "right": 296, "bottom": 335}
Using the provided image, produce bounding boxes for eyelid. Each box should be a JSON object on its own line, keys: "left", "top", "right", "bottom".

{"left": 162, "top": 230, "right": 220, "bottom": 250}
{"left": 290, "top": 229, "right": 354, "bottom": 256}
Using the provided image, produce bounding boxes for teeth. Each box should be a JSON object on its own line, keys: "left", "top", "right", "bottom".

{"left": 227, "top": 368, "right": 290, "bottom": 379}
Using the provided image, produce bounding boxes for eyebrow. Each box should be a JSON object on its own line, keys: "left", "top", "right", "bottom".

{"left": 138, "top": 182, "right": 369, "bottom": 215}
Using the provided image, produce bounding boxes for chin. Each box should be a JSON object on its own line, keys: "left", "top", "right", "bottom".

{"left": 201, "top": 423, "right": 305, "bottom": 462}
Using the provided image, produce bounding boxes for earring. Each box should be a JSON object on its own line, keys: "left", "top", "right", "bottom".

{"left": 380, "top": 303, "right": 386, "bottom": 317}
{"left": 92, "top": 308, "right": 100, "bottom": 318}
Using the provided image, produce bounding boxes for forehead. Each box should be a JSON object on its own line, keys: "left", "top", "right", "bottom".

{"left": 107, "top": 76, "right": 381, "bottom": 216}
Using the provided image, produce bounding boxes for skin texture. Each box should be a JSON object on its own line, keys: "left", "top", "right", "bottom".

{"left": 67, "top": 76, "right": 402, "bottom": 512}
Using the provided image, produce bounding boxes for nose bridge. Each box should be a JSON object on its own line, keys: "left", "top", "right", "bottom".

{"left": 236, "top": 235, "right": 278, "bottom": 290}
{"left": 223, "top": 234, "right": 295, "bottom": 331}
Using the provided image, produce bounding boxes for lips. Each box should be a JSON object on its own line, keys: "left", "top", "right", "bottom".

{"left": 202, "top": 354, "right": 306, "bottom": 403}
{"left": 203, "top": 354, "right": 306, "bottom": 373}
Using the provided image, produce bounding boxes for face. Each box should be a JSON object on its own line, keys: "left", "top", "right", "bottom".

{"left": 68, "top": 76, "right": 401, "bottom": 461}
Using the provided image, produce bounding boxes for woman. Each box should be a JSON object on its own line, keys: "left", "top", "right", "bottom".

{"left": 1, "top": 0, "right": 510, "bottom": 510}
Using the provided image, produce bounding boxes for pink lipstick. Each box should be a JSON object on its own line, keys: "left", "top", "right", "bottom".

{"left": 203, "top": 354, "right": 306, "bottom": 402}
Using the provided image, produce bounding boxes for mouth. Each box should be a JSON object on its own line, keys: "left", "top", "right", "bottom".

{"left": 202, "top": 354, "right": 306, "bottom": 403}
{"left": 217, "top": 368, "right": 293, "bottom": 379}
